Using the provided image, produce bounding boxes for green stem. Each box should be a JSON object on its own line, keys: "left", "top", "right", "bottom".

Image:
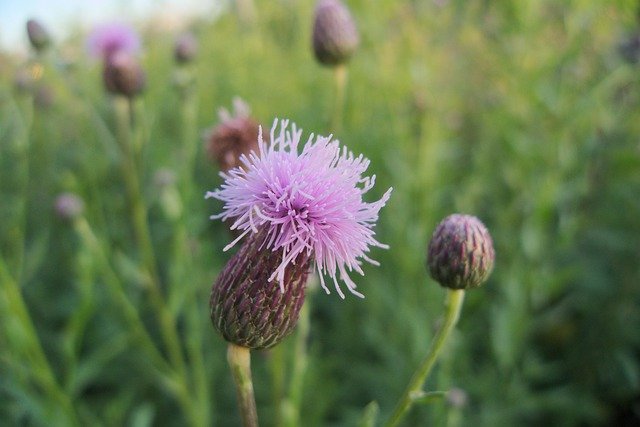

{"left": 227, "top": 344, "right": 259, "bottom": 427}
{"left": 114, "top": 96, "right": 186, "bottom": 374}
{"left": 384, "top": 289, "right": 465, "bottom": 427}
{"left": 113, "top": 97, "right": 200, "bottom": 425}
{"left": 282, "top": 292, "right": 312, "bottom": 427}
{"left": 332, "top": 64, "right": 348, "bottom": 134}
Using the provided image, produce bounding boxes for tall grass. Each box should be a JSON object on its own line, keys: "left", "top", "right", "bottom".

{"left": 1, "top": 0, "right": 639, "bottom": 425}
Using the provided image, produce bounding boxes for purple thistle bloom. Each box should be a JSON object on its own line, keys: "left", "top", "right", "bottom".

{"left": 206, "top": 119, "right": 392, "bottom": 298}
{"left": 87, "top": 22, "right": 141, "bottom": 59}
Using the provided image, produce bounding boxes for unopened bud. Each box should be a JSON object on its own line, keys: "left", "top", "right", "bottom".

{"left": 427, "top": 214, "right": 495, "bottom": 290}
{"left": 55, "top": 193, "right": 84, "bottom": 221}
{"left": 174, "top": 33, "right": 198, "bottom": 64}
{"left": 312, "top": 0, "right": 359, "bottom": 66}
{"left": 103, "top": 51, "right": 146, "bottom": 98}
{"left": 26, "top": 19, "right": 51, "bottom": 52}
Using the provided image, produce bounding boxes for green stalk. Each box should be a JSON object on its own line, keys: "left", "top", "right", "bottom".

{"left": 113, "top": 97, "right": 201, "bottom": 425}
{"left": 73, "top": 218, "right": 172, "bottom": 376}
{"left": 113, "top": 96, "right": 186, "bottom": 373}
{"left": 384, "top": 290, "right": 465, "bottom": 427}
{"left": 332, "top": 64, "right": 348, "bottom": 133}
{"left": 228, "top": 343, "right": 259, "bottom": 427}
{"left": 282, "top": 292, "right": 312, "bottom": 427}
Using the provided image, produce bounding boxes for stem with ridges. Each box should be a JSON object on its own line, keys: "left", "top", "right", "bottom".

{"left": 228, "top": 344, "right": 259, "bottom": 427}
{"left": 332, "top": 64, "right": 347, "bottom": 133}
{"left": 384, "top": 289, "right": 465, "bottom": 427}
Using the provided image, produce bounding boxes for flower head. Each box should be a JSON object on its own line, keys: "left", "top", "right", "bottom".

{"left": 54, "top": 193, "right": 84, "bottom": 221}
{"left": 87, "top": 22, "right": 141, "bottom": 59}
{"left": 174, "top": 32, "right": 198, "bottom": 64}
{"left": 103, "top": 51, "right": 146, "bottom": 98}
{"left": 204, "top": 98, "right": 261, "bottom": 172}
{"left": 312, "top": 0, "right": 359, "bottom": 66}
{"left": 427, "top": 214, "right": 495, "bottom": 290}
{"left": 26, "top": 19, "right": 51, "bottom": 52}
{"left": 206, "top": 119, "right": 392, "bottom": 298}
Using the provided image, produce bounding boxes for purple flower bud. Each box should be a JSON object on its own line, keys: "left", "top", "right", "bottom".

{"left": 26, "top": 19, "right": 51, "bottom": 52}
{"left": 204, "top": 98, "right": 261, "bottom": 172}
{"left": 446, "top": 387, "right": 469, "bottom": 408}
{"left": 55, "top": 193, "right": 84, "bottom": 221}
{"left": 103, "top": 51, "right": 146, "bottom": 98}
{"left": 210, "top": 228, "right": 311, "bottom": 349}
{"left": 427, "top": 214, "right": 495, "bottom": 290}
{"left": 174, "top": 33, "right": 198, "bottom": 64}
{"left": 619, "top": 32, "right": 640, "bottom": 64}
{"left": 312, "top": 0, "right": 359, "bottom": 66}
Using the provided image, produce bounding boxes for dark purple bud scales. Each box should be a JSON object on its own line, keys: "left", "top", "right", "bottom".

{"left": 103, "top": 52, "right": 146, "bottom": 98}
{"left": 427, "top": 214, "right": 494, "bottom": 290}
{"left": 312, "top": 0, "right": 359, "bottom": 66}
{"left": 210, "top": 228, "right": 311, "bottom": 349}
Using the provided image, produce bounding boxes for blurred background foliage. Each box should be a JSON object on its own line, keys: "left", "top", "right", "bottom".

{"left": 1, "top": 0, "right": 639, "bottom": 426}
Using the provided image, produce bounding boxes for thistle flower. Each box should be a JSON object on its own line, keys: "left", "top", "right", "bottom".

{"left": 103, "top": 51, "right": 146, "bottom": 98}
{"left": 204, "top": 98, "right": 261, "bottom": 172}
{"left": 207, "top": 119, "right": 392, "bottom": 299}
{"left": 427, "top": 214, "right": 495, "bottom": 290}
{"left": 174, "top": 32, "right": 198, "bottom": 64}
{"left": 55, "top": 193, "right": 84, "bottom": 221}
{"left": 312, "top": 0, "right": 359, "bottom": 66}
{"left": 26, "top": 19, "right": 51, "bottom": 52}
{"left": 87, "top": 22, "right": 141, "bottom": 59}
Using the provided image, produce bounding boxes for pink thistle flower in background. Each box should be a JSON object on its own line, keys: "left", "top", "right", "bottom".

{"left": 206, "top": 119, "right": 392, "bottom": 299}
{"left": 87, "top": 22, "right": 141, "bottom": 59}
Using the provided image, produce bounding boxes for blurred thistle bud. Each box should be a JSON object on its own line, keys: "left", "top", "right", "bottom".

{"left": 312, "top": 0, "right": 359, "bottom": 66}
{"left": 446, "top": 387, "right": 469, "bottom": 408}
{"left": 103, "top": 51, "right": 146, "bottom": 98}
{"left": 427, "top": 214, "right": 495, "bottom": 290}
{"left": 26, "top": 19, "right": 51, "bottom": 52}
{"left": 204, "top": 97, "right": 260, "bottom": 172}
{"left": 619, "top": 32, "right": 640, "bottom": 64}
{"left": 210, "top": 228, "right": 311, "bottom": 349}
{"left": 55, "top": 193, "right": 84, "bottom": 221}
{"left": 174, "top": 32, "right": 198, "bottom": 64}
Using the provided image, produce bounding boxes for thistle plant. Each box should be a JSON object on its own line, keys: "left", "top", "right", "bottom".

{"left": 312, "top": 0, "right": 359, "bottom": 131}
{"left": 385, "top": 214, "right": 494, "bottom": 427}
{"left": 207, "top": 119, "right": 392, "bottom": 426}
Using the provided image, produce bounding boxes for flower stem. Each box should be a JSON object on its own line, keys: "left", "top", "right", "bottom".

{"left": 227, "top": 343, "right": 259, "bottom": 427}
{"left": 332, "top": 64, "right": 348, "bottom": 133}
{"left": 384, "top": 289, "right": 465, "bottom": 427}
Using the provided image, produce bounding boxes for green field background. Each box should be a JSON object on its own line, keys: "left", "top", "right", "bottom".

{"left": 1, "top": 0, "right": 639, "bottom": 425}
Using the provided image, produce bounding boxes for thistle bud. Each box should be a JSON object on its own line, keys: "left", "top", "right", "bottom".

{"left": 174, "top": 33, "right": 198, "bottom": 64}
{"left": 103, "top": 51, "right": 146, "bottom": 98}
{"left": 427, "top": 214, "right": 495, "bottom": 290}
{"left": 312, "top": 0, "right": 359, "bottom": 66}
{"left": 210, "top": 228, "right": 311, "bottom": 349}
{"left": 54, "top": 193, "right": 84, "bottom": 221}
{"left": 619, "top": 32, "right": 640, "bottom": 64}
{"left": 26, "top": 19, "right": 51, "bottom": 52}
{"left": 204, "top": 98, "right": 260, "bottom": 172}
